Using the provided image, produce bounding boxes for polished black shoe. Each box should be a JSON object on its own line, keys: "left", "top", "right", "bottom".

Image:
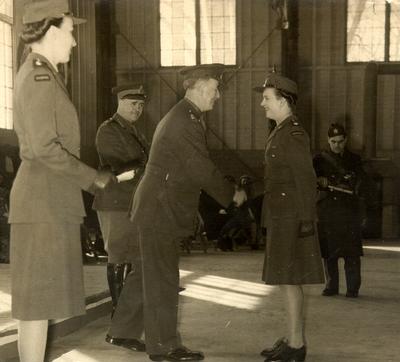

{"left": 346, "top": 291, "right": 359, "bottom": 298}
{"left": 322, "top": 288, "right": 338, "bottom": 296}
{"left": 105, "top": 335, "right": 146, "bottom": 352}
{"left": 265, "top": 344, "right": 306, "bottom": 362}
{"left": 149, "top": 347, "right": 204, "bottom": 361}
{"left": 260, "top": 337, "right": 288, "bottom": 357}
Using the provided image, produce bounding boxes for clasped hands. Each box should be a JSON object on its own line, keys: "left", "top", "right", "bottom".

{"left": 90, "top": 167, "right": 139, "bottom": 193}
{"left": 89, "top": 170, "right": 117, "bottom": 194}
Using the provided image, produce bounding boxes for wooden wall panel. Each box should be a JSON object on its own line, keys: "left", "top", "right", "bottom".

{"left": 376, "top": 75, "right": 397, "bottom": 157}
{"left": 346, "top": 69, "right": 364, "bottom": 150}
{"left": 253, "top": 70, "right": 269, "bottom": 150}
{"left": 298, "top": 0, "right": 313, "bottom": 67}
{"left": 315, "top": 0, "right": 332, "bottom": 66}
{"left": 331, "top": 0, "right": 346, "bottom": 65}
{"left": 314, "top": 70, "right": 330, "bottom": 148}
{"left": 236, "top": 71, "right": 253, "bottom": 149}
{"left": 221, "top": 73, "right": 238, "bottom": 149}
{"left": 71, "top": 0, "right": 98, "bottom": 150}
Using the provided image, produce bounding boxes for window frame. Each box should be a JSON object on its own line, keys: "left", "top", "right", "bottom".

{"left": 345, "top": 0, "right": 400, "bottom": 64}
{"left": 158, "top": 0, "right": 238, "bottom": 68}
{"left": 0, "top": 3, "right": 14, "bottom": 131}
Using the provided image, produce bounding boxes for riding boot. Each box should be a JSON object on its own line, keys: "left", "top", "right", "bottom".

{"left": 107, "top": 263, "right": 126, "bottom": 316}
{"left": 123, "top": 263, "right": 132, "bottom": 284}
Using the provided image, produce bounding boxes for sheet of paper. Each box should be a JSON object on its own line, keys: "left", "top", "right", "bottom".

{"left": 116, "top": 170, "right": 135, "bottom": 182}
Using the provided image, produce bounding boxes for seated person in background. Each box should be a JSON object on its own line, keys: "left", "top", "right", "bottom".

{"left": 217, "top": 175, "right": 258, "bottom": 251}
{"left": 313, "top": 123, "right": 372, "bottom": 298}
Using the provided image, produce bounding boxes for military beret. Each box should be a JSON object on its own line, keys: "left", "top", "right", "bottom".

{"left": 112, "top": 84, "right": 147, "bottom": 101}
{"left": 253, "top": 73, "right": 298, "bottom": 96}
{"left": 179, "top": 63, "right": 225, "bottom": 82}
{"left": 23, "top": 0, "right": 86, "bottom": 25}
{"left": 328, "top": 123, "right": 347, "bottom": 138}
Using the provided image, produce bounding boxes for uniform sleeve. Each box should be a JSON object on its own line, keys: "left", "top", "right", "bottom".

{"left": 96, "top": 125, "right": 144, "bottom": 174}
{"left": 177, "top": 122, "right": 234, "bottom": 208}
{"left": 20, "top": 70, "right": 97, "bottom": 190}
{"left": 286, "top": 129, "right": 317, "bottom": 220}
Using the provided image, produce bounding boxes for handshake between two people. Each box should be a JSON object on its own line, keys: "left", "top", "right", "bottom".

{"left": 88, "top": 170, "right": 117, "bottom": 194}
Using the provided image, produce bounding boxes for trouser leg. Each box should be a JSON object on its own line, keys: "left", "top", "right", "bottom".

{"left": 140, "top": 228, "right": 181, "bottom": 355}
{"left": 108, "top": 259, "right": 144, "bottom": 339}
{"left": 323, "top": 257, "right": 339, "bottom": 292}
{"left": 344, "top": 256, "right": 361, "bottom": 293}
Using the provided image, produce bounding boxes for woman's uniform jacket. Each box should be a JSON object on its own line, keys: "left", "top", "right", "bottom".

{"left": 9, "top": 53, "right": 97, "bottom": 225}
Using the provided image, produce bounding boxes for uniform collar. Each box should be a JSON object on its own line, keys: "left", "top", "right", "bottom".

{"left": 183, "top": 97, "right": 203, "bottom": 119}
{"left": 28, "top": 52, "right": 69, "bottom": 95}
{"left": 28, "top": 52, "right": 59, "bottom": 75}
{"left": 113, "top": 112, "right": 137, "bottom": 130}
{"left": 275, "top": 115, "right": 297, "bottom": 130}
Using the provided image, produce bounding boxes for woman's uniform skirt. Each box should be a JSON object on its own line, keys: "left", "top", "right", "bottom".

{"left": 10, "top": 223, "right": 85, "bottom": 320}
{"left": 262, "top": 217, "right": 325, "bottom": 285}
{"left": 97, "top": 210, "right": 137, "bottom": 264}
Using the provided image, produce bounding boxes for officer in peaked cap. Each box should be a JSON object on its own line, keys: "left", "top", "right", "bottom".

{"left": 255, "top": 73, "right": 324, "bottom": 361}
{"left": 108, "top": 63, "right": 242, "bottom": 361}
{"left": 10, "top": 2, "right": 115, "bottom": 361}
{"left": 180, "top": 63, "right": 225, "bottom": 83}
{"left": 112, "top": 84, "right": 147, "bottom": 100}
{"left": 93, "top": 84, "right": 149, "bottom": 352}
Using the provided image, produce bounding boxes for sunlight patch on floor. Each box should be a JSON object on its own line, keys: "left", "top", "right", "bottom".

{"left": 52, "top": 350, "right": 100, "bottom": 362}
{"left": 181, "top": 284, "right": 261, "bottom": 310}
{"left": 179, "top": 269, "right": 194, "bottom": 277}
{"left": 192, "top": 275, "right": 275, "bottom": 296}
{"left": 364, "top": 245, "right": 400, "bottom": 253}
{"left": 0, "top": 290, "right": 11, "bottom": 312}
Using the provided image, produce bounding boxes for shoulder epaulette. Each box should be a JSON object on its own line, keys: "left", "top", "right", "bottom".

{"left": 32, "top": 58, "right": 52, "bottom": 82}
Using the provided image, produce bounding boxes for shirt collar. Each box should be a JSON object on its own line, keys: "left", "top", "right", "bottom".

{"left": 183, "top": 97, "right": 203, "bottom": 119}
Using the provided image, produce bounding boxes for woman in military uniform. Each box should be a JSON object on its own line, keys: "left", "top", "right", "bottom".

{"left": 254, "top": 73, "right": 325, "bottom": 362}
{"left": 9, "top": 1, "right": 114, "bottom": 361}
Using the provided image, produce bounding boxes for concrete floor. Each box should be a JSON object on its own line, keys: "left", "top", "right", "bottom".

{"left": 41, "top": 241, "right": 400, "bottom": 362}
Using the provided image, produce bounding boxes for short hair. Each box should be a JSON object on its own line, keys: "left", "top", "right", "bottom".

{"left": 183, "top": 77, "right": 212, "bottom": 91}
{"left": 20, "top": 17, "right": 64, "bottom": 44}
{"left": 270, "top": 87, "right": 297, "bottom": 112}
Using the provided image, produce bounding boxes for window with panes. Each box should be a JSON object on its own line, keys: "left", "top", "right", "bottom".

{"left": 347, "top": 0, "right": 400, "bottom": 62}
{"left": 0, "top": 0, "right": 13, "bottom": 129}
{"left": 160, "top": 0, "right": 236, "bottom": 66}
